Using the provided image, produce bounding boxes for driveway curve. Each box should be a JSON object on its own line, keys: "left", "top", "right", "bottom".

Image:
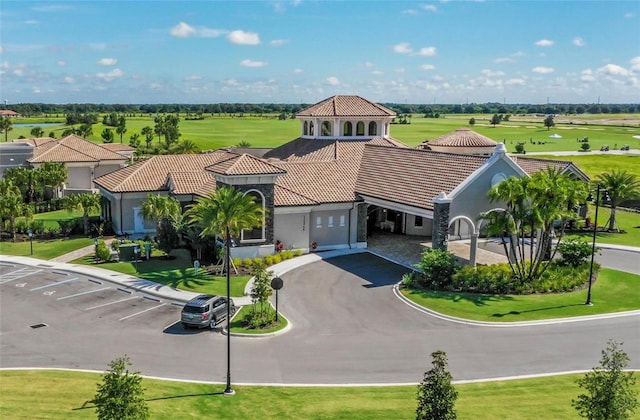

{"left": 1, "top": 253, "right": 639, "bottom": 385}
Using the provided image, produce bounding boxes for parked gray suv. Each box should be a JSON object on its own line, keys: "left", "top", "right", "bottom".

{"left": 181, "top": 295, "right": 236, "bottom": 329}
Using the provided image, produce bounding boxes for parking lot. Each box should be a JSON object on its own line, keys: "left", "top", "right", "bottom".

{"left": 0, "top": 262, "right": 183, "bottom": 334}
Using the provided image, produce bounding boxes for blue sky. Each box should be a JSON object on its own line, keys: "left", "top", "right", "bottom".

{"left": 1, "top": 1, "right": 639, "bottom": 105}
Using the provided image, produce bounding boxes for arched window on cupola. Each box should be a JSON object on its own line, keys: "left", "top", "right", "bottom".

{"left": 303, "top": 121, "right": 309, "bottom": 135}
{"left": 356, "top": 121, "right": 365, "bottom": 136}
{"left": 343, "top": 121, "right": 353, "bottom": 136}
{"left": 321, "top": 121, "right": 332, "bottom": 136}
{"left": 309, "top": 121, "right": 314, "bottom": 136}
{"left": 368, "top": 122, "right": 377, "bottom": 136}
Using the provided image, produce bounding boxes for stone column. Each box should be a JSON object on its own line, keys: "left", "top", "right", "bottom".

{"left": 470, "top": 232, "right": 479, "bottom": 266}
{"left": 356, "top": 203, "right": 368, "bottom": 243}
{"left": 432, "top": 192, "right": 452, "bottom": 251}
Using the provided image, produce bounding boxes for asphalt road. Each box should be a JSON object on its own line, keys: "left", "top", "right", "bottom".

{"left": 1, "top": 254, "right": 638, "bottom": 385}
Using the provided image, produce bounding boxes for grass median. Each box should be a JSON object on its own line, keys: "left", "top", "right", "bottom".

{"left": 1, "top": 370, "right": 638, "bottom": 419}
{"left": 0, "top": 237, "right": 94, "bottom": 260}
{"left": 72, "top": 249, "right": 250, "bottom": 297}
{"left": 401, "top": 268, "right": 640, "bottom": 322}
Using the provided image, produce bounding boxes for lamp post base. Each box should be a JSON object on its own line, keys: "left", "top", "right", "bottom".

{"left": 223, "top": 388, "right": 236, "bottom": 396}
{"left": 585, "top": 302, "right": 593, "bottom": 306}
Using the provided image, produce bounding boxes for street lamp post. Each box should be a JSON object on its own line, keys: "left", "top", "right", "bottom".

{"left": 223, "top": 226, "right": 234, "bottom": 396}
{"left": 585, "top": 184, "right": 608, "bottom": 306}
{"left": 28, "top": 229, "right": 33, "bottom": 255}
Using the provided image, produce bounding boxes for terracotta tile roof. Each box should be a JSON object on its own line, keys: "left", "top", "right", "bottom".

{"left": 511, "top": 156, "right": 588, "bottom": 180}
{"left": 274, "top": 185, "right": 318, "bottom": 206}
{"left": 13, "top": 137, "right": 56, "bottom": 147}
{"left": 206, "top": 153, "right": 287, "bottom": 176}
{"left": 417, "top": 128, "right": 497, "bottom": 149}
{"left": 94, "top": 150, "right": 237, "bottom": 193}
{"left": 296, "top": 95, "right": 396, "bottom": 117}
{"left": 166, "top": 171, "right": 216, "bottom": 195}
{"left": 356, "top": 145, "right": 489, "bottom": 211}
{"left": 28, "top": 135, "right": 126, "bottom": 163}
{"left": 265, "top": 137, "right": 408, "bottom": 205}
{"left": 100, "top": 143, "right": 136, "bottom": 152}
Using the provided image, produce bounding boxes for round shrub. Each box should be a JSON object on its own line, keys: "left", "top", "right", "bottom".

{"left": 415, "top": 248, "right": 459, "bottom": 290}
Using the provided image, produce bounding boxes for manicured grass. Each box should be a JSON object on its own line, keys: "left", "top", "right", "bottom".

{"left": 535, "top": 153, "right": 640, "bottom": 179}
{"left": 402, "top": 268, "right": 640, "bottom": 322}
{"left": 71, "top": 249, "right": 250, "bottom": 297}
{"left": 565, "top": 207, "right": 640, "bottom": 247}
{"left": 229, "top": 305, "right": 288, "bottom": 334}
{"left": 0, "top": 237, "right": 94, "bottom": 260}
{"left": 1, "top": 370, "right": 638, "bottom": 419}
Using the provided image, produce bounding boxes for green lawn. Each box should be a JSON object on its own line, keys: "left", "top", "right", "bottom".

{"left": 229, "top": 305, "right": 288, "bottom": 334}
{"left": 1, "top": 370, "right": 638, "bottom": 419}
{"left": 72, "top": 248, "right": 250, "bottom": 297}
{"left": 0, "top": 237, "right": 94, "bottom": 260}
{"left": 565, "top": 207, "right": 640, "bottom": 247}
{"left": 402, "top": 268, "right": 640, "bottom": 322}
{"left": 536, "top": 153, "right": 640, "bottom": 179}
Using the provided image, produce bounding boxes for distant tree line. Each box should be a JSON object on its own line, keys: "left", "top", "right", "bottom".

{"left": 5, "top": 102, "right": 640, "bottom": 118}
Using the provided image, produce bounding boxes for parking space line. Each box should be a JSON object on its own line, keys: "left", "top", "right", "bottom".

{"left": 57, "top": 286, "right": 111, "bottom": 300}
{"left": 29, "top": 277, "right": 78, "bottom": 291}
{"left": 84, "top": 296, "right": 139, "bottom": 310}
{"left": 0, "top": 269, "right": 44, "bottom": 284}
{"left": 119, "top": 303, "right": 166, "bottom": 321}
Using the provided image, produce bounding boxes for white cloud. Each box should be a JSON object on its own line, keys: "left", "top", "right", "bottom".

{"left": 326, "top": 76, "right": 340, "bottom": 86}
{"left": 481, "top": 69, "right": 505, "bottom": 77}
{"left": 227, "top": 30, "right": 260, "bottom": 45}
{"left": 581, "top": 69, "right": 595, "bottom": 82}
{"left": 393, "top": 42, "right": 413, "bottom": 54}
{"left": 293, "top": 68, "right": 304, "bottom": 73}
{"left": 372, "top": 70, "right": 384, "bottom": 75}
{"left": 494, "top": 57, "right": 515, "bottom": 64}
{"left": 0, "top": 45, "right": 3, "bottom": 54}
{"left": 505, "top": 78, "right": 525, "bottom": 86}
{"left": 13, "top": 69, "right": 24, "bottom": 76}
{"left": 415, "top": 46, "right": 437, "bottom": 56}
{"left": 89, "top": 43, "right": 107, "bottom": 51}
{"left": 573, "top": 37, "right": 585, "bottom": 47}
{"left": 24, "top": 20, "right": 38, "bottom": 25}
{"left": 535, "top": 39, "right": 554, "bottom": 47}
{"left": 597, "top": 64, "right": 630, "bottom": 76}
{"left": 420, "top": 64, "right": 435, "bottom": 70}
{"left": 97, "top": 58, "right": 117, "bottom": 66}
{"left": 170, "top": 22, "right": 197, "bottom": 38}
{"left": 240, "top": 59, "right": 268, "bottom": 67}
{"left": 629, "top": 56, "right": 640, "bottom": 71}
{"left": 96, "top": 68, "right": 123, "bottom": 81}
{"left": 57, "top": 60, "right": 66, "bottom": 66}
{"left": 401, "top": 9, "right": 418, "bottom": 15}
{"left": 269, "top": 39, "right": 288, "bottom": 46}
{"left": 199, "top": 28, "right": 227, "bottom": 38}
{"left": 532, "top": 66, "right": 554, "bottom": 74}
{"left": 185, "top": 75, "right": 202, "bottom": 81}
{"left": 624, "top": 12, "right": 635, "bottom": 18}
{"left": 363, "top": 61, "right": 374, "bottom": 68}
{"left": 63, "top": 76, "right": 74, "bottom": 84}
{"left": 421, "top": 4, "right": 438, "bottom": 12}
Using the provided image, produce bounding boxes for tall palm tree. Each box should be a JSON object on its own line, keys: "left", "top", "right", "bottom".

{"left": 595, "top": 170, "right": 640, "bottom": 231}
{"left": 186, "top": 186, "right": 263, "bottom": 396}
{"left": 141, "top": 126, "right": 154, "bottom": 148}
{"left": 0, "top": 117, "right": 13, "bottom": 142}
{"left": 64, "top": 193, "right": 102, "bottom": 236}
{"left": 173, "top": 139, "right": 200, "bottom": 154}
{"left": 140, "top": 194, "right": 181, "bottom": 231}
{"left": 39, "top": 162, "right": 67, "bottom": 199}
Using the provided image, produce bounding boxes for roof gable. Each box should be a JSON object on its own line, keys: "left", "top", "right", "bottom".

{"left": 28, "top": 135, "right": 126, "bottom": 163}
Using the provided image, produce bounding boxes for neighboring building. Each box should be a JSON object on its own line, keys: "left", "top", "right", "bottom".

{"left": 0, "top": 110, "right": 20, "bottom": 118}
{"left": 14, "top": 135, "right": 128, "bottom": 196}
{"left": 94, "top": 95, "right": 589, "bottom": 262}
{"left": 100, "top": 143, "right": 136, "bottom": 163}
{"left": 0, "top": 142, "right": 35, "bottom": 177}
{"left": 416, "top": 127, "right": 497, "bottom": 155}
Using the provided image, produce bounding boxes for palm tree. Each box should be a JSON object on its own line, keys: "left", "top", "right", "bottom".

{"left": 141, "top": 126, "right": 154, "bottom": 148}
{"left": 186, "top": 186, "right": 263, "bottom": 395}
{"left": 481, "top": 169, "right": 587, "bottom": 282}
{"left": 0, "top": 117, "right": 13, "bottom": 142}
{"left": 77, "top": 123, "right": 93, "bottom": 139}
{"left": 595, "top": 170, "right": 640, "bottom": 231}
{"left": 140, "top": 194, "right": 181, "bottom": 256}
{"left": 64, "top": 193, "right": 102, "bottom": 236}
{"left": 173, "top": 139, "right": 200, "bottom": 154}
{"left": 0, "top": 179, "right": 27, "bottom": 241}
{"left": 116, "top": 124, "right": 127, "bottom": 144}
{"left": 39, "top": 162, "right": 67, "bottom": 199}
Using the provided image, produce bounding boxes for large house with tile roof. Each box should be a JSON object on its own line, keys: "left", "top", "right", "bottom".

{"left": 94, "top": 95, "right": 588, "bottom": 262}
{"left": 10, "top": 135, "right": 128, "bottom": 196}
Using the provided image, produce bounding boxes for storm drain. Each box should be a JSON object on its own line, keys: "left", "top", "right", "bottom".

{"left": 30, "top": 323, "right": 48, "bottom": 329}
